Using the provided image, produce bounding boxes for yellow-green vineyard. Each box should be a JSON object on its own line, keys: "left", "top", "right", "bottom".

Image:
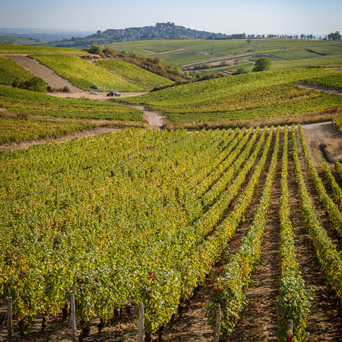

{"left": 1, "top": 126, "right": 342, "bottom": 341}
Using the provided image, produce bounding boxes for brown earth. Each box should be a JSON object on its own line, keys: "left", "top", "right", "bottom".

{"left": 302, "top": 122, "right": 342, "bottom": 166}
{"left": 48, "top": 92, "right": 148, "bottom": 101}
{"left": 144, "top": 49, "right": 185, "bottom": 55}
{"left": 5, "top": 55, "right": 81, "bottom": 92}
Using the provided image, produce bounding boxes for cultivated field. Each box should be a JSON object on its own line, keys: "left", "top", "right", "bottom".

{"left": 1, "top": 125, "right": 342, "bottom": 341}
{"left": 116, "top": 68, "right": 342, "bottom": 128}
{"left": 108, "top": 39, "right": 342, "bottom": 70}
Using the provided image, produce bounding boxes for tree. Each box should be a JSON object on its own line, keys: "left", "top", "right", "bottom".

{"left": 234, "top": 68, "right": 246, "bottom": 75}
{"left": 328, "top": 31, "right": 341, "bottom": 41}
{"left": 88, "top": 44, "right": 102, "bottom": 53}
{"left": 252, "top": 57, "right": 271, "bottom": 72}
{"left": 13, "top": 77, "right": 46, "bottom": 93}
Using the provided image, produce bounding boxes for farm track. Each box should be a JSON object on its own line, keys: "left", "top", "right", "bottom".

{"left": 227, "top": 131, "right": 282, "bottom": 342}
{"left": 5, "top": 55, "right": 81, "bottom": 92}
{"left": 0, "top": 126, "right": 121, "bottom": 153}
{"left": 296, "top": 82, "right": 342, "bottom": 96}
{"left": 288, "top": 130, "right": 342, "bottom": 342}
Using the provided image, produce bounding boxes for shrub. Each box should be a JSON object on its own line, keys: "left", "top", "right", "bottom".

{"left": 62, "top": 86, "right": 70, "bottom": 93}
{"left": 88, "top": 44, "right": 102, "bottom": 53}
{"left": 103, "top": 46, "right": 116, "bottom": 57}
{"left": 252, "top": 57, "right": 272, "bottom": 72}
{"left": 12, "top": 77, "right": 46, "bottom": 93}
{"left": 234, "top": 68, "right": 247, "bottom": 75}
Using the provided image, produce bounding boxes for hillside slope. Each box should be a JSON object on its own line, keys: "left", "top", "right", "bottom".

{"left": 96, "top": 59, "right": 173, "bottom": 90}
{"left": 117, "top": 68, "right": 342, "bottom": 125}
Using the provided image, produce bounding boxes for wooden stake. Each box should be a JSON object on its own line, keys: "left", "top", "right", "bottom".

{"left": 70, "top": 294, "right": 77, "bottom": 342}
{"left": 287, "top": 320, "right": 293, "bottom": 342}
{"left": 138, "top": 302, "right": 144, "bottom": 342}
{"left": 213, "top": 304, "right": 221, "bottom": 342}
{"left": 7, "top": 297, "right": 12, "bottom": 342}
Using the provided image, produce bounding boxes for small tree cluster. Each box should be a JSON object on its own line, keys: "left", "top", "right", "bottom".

{"left": 117, "top": 51, "right": 200, "bottom": 82}
{"left": 252, "top": 57, "right": 272, "bottom": 72}
{"left": 328, "top": 31, "right": 341, "bottom": 41}
{"left": 12, "top": 77, "right": 46, "bottom": 93}
{"left": 88, "top": 44, "right": 102, "bottom": 53}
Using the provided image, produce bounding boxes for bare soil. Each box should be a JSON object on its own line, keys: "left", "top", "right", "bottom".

{"left": 227, "top": 132, "right": 282, "bottom": 342}
{"left": 5, "top": 55, "right": 81, "bottom": 92}
{"left": 143, "top": 49, "right": 185, "bottom": 55}
{"left": 302, "top": 122, "right": 342, "bottom": 166}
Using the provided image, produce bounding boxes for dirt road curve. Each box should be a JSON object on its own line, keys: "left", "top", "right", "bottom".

{"left": 296, "top": 82, "right": 342, "bottom": 95}
{"left": 48, "top": 91, "right": 148, "bottom": 101}
{"left": 0, "top": 127, "right": 121, "bottom": 153}
{"left": 5, "top": 55, "right": 81, "bottom": 92}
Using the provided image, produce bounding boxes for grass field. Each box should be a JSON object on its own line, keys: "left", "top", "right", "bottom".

{"left": 0, "top": 56, "right": 36, "bottom": 85}
{"left": 117, "top": 68, "right": 342, "bottom": 125}
{"left": 96, "top": 59, "right": 173, "bottom": 90}
{"left": 108, "top": 39, "right": 342, "bottom": 67}
{"left": 0, "top": 35, "right": 47, "bottom": 45}
{"left": 0, "top": 85, "right": 143, "bottom": 121}
{"left": 0, "top": 44, "right": 86, "bottom": 55}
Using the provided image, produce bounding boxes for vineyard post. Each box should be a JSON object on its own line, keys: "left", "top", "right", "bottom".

{"left": 7, "top": 297, "right": 12, "bottom": 342}
{"left": 213, "top": 304, "right": 221, "bottom": 342}
{"left": 287, "top": 320, "right": 293, "bottom": 342}
{"left": 70, "top": 294, "right": 77, "bottom": 342}
{"left": 138, "top": 302, "right": 144, "bottom": 342}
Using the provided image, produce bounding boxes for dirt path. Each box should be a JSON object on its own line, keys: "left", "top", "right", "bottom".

{"left": 227, "top": 132, "right": 282, "bottom": 342}
{"left": 301, "top": 122, "right": 342, "bottom": 166}
{"left": 5, "top": 55, "right": 81, "bottom": 92}
{"left": 144, "top": 48, "right": 185, "bottom": 54}
{"left": 128, "top": 105, "right": 164, "bottom": 130}
{"left": 48, "top": 91, "right": 148, "bottom": 101}
{"left": 180, "top": 53, "right": 254, "bottom": 67}
{"left": 296, "top": 82, "right": 342, "bottom": 95}
{"left": 0, "top": 127, "right": 121, "bottom": 153}
{"left": 291, "top": 127, "right": 342, "bottom": 341}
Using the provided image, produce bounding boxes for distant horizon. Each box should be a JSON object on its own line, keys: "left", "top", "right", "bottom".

{"left": 0, "top": 25, "right": 333, "bottom": 39}
{"left": 0, "top": 0, "right": 341, "bottom": 36}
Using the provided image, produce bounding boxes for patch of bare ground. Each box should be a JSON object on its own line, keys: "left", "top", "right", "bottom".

{"left": 227, "top": 132, "right": 282, "bottom": 342}
{"left": 143, "top": 48, "right": 185, "bottom": 54}
{"left": 163, "top": 109, "right": 342, "bottom": 131}
{"left": 48, "top": 92, "right": 148, "bottom": 101}
{"left": 288, "top": 128, "right": 342, "bottom": 341}
{"left": 302, "top": 121, "right": 342, "bottom": 166}
{"left": 296, "top": 82, "right": 342, "bottom": 95}
{"left": 5, "top": 55, "right": 81, "bottom": 92}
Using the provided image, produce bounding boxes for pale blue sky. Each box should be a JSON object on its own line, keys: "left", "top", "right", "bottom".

{"left": 0, "top": 0, "right": 341, "bottom": 35}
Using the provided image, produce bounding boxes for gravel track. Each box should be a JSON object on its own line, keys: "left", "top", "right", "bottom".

{"left": 5, "top": 55, "right": 81, "bottom": 92}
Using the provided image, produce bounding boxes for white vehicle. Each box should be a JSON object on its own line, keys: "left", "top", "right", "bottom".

{"left": 89, "top": 90, "right": 98, "bottom": 95}
{"left": 114, "top": 92, "right": 121, "bottom": 96}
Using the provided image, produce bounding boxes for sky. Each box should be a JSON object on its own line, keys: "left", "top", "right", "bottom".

{"left": 0, "top": 0, "right": 341, "bottom": 36}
